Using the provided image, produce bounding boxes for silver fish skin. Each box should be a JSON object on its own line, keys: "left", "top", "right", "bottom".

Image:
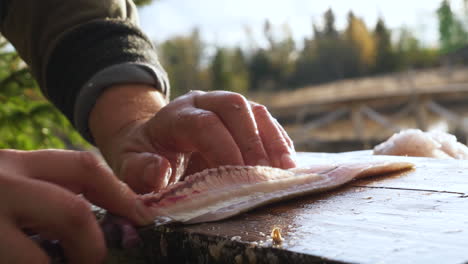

{"left": 141, "top": 161, "right": 413, "bottom": 225}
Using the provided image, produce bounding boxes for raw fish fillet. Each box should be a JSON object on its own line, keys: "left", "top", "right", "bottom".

{"left": 140, "top": 161, "right": 413, "bottom": 225}
{"left": 374, "top": 129, "right": 468, "bottom": 159}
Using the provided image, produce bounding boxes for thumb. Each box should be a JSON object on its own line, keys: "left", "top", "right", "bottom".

{"left": 14, "top": 150, "right": 154, "bottom": 225}
{"left": 119, "top": 152, "right": 172, "bottom": 194}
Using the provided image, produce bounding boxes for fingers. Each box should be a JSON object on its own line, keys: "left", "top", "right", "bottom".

{"left": 15, "top": 150, "right": 151, "bottom": 224}
{"left": 273, "top": 118, "right": 295, "bottom": 152}
{"left": 0, "top": 221, "right": 49, "bottom": 264}
{"left": 116, "top": 89, "right": 295, "bottom": 192}
{"left": 250, "top": 102, "right": 296, "bottom": 169}
{"left": 172, "top": 107, "right": 244, "bottom": 167}
{"left": 183, "top": 152, "right": 209, "bottom": 178}
{"left": 119, "top": 152, "right": 172, "bottom": 194}
{"left": 3, "top": 178, "right": 106, "bottom": 264}
{"left": 195, "top": 91, "right": 270, "bottom": 166}
{"left": 164, "top": 91, "right": 294, "bottom": 169}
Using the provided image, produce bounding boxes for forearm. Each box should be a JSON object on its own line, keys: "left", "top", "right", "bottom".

{"left": 89, "top": 84, "right": 167, "bottom": 163}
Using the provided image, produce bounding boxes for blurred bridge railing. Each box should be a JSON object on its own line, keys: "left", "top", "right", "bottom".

{"left": 250, "top": 66, "right": 468, "bottom": 152}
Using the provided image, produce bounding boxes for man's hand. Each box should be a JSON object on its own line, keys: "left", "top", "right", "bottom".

{"left": 0, "top": 149, "right": 152, "bottom": 264}
{"left": 90, "top": 85, "right": 296, "bottom": 194}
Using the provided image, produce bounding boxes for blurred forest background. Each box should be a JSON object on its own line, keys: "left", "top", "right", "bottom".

{"left": 0, "top": 0, "right": 467, "bottom": 150}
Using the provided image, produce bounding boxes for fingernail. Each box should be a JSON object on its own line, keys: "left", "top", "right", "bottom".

{"left": 257, "top": 159, "right": 270, "bottom": 166}
{"left": 164, "top": 167, "right": 172, "bottom": 185}
{"left": 281, "top": 153, "right": 296, "bottom": 169}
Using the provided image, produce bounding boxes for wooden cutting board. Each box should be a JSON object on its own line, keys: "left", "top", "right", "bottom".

{"left": 99, "top": 152, "right": 468, "bottom": 263}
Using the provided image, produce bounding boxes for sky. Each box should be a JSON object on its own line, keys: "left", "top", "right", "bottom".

{"left": 138, "top": 0, "right": 465, "bottom": 48}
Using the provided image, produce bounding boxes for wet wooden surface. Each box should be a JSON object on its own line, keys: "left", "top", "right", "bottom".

{"left": 136, "top": 152, "right": 468, "bottom": 264}
{"left": 56, "top": 152, "right": 468, "bottom": 263}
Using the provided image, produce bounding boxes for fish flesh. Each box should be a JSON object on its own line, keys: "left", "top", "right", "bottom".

{"left": 140, "top": 161, "right": 413, "bottom": 225}
{"left": 142, "top": 162, "right": 412, "bottom": 225}
{"left": 374, "top": 129, "right": 468, "bottom": 159}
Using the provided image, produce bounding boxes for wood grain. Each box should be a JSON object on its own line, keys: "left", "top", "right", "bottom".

{"left": 159, "top": 152, "right": 468, "bottom": 264}
{"left": 69, "top": 152, "right": 467, "bottom": 263}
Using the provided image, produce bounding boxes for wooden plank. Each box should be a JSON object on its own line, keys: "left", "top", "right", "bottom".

{"left": 296, "top": 152, "right": 468, "bottom": 194}
{"left": 360, "top": 105, "right": 401, "bottom": 132}
{"left": 415, "top": 97, "right": 429, "bottom": 131}
{"left": 47, "top": 152, "right": 468, "bottom": 263}
{"left": 301, "top": 107, "right": 349, "bottom": 131}
{"left": 291, "top": 107, "right": 349, "bottom": 142}
{"left": 427, "top": 100, "right": 461, "bottom": 125}
{"left": 170, "top": 188, "right": 467, "bottom": 264}
{"left": 351, "top": 105, "right": 368, "bottom": 148}
{"left": 171, "top": 153, "right": 468, "bottom": 264}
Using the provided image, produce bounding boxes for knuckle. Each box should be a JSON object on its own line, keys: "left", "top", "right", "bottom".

{"left": 188, "top": 90, "right": 205, "bottom": 96}
{"left": 245, "top": 135, "right": 264, "bottom": 149}
{"left": 78, "top": 151, "right": 106, "bottom": 174}
{"left": 193, "top": 111, "right": 221, "bottom": 130}
{"left": 175, "top": 109, "right": 194, "bottom": 124}
{"left": 206, "top": 91, "right": 248, "bottom": 107}
{"left": 223, "top": 92, "right": 249, "bottom": 108}
{"left": 252, "top": 104, "right": 269, "bottom": 116}
{"left": 62, "top": 196, "right": 95, "bottom": 229}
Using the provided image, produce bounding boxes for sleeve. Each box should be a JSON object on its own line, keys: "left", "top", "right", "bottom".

{"left": 0, "top": 0, "right": 170, "bottom": 142}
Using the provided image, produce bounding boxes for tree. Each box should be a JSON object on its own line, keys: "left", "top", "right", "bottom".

{"left": 373, "top": 18, "right": 397, "bottom": 74}
{"left": 248, "top": 49, "right": 276, "bottom": 91}
{"left": 344, "top": 12, "right": 376, "bottom": 76}
{"left": 229, "top": 48, "right": 249, "bottom": 94}
{"left": 159, "top": 29, "right": 206, "bottom": 98}
{"left": 395, "top": 28, "right": 439, "bottom": 69}
{"left": 210, "top": 48, "right": 249, "bottom": 94}
{"left": 295, "top": 9, "right": 350, "bottom": 84}
{"left": 211, "top": 48, "right": 229, "bottom": 91}
{"left": 324, "top": 8, "right": 339, "bottom": 38}
{"left": 437, "top": 0, "right": 468, "bottom": 54}
{"left": 263, "top": 21, "right": 296, "bottom": 90}
{"left": 133, "top": 0, "right": 154, "bottom": 7}
{"left": 247, "top": 20, "right": 296, "bottom": 91}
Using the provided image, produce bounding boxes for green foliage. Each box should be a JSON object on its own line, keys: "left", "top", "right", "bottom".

{"left": 156, "top": 7, "right": 444, "bottom": 95}
{"left": 248, "top": 49, "right": 276, "bottom": 91}
{"left": 345, "top": 12, "right": 376, "bottom": 74}
{"left": 373, "top": 18, "right": 398, "bottom": 74}
{"left": 437, "top": 0, "right": 468, "bottom": 54}
{"left": 323, "top": 8, "right": 339, "bottom": 38}
{"left": 210, "top": 48, "right": 249, "bottom": 94}
{"left": 248, "top": 21, "right": 296, "bottom": 91}
{"left": 395, "top": 28, "right": 440, "bottom": 70}
{"left": 293, "top": 9, "right": 358, "bottom": 86}
{"left": 0, "top": 2, "right": 456, "bottom": 149}
{"left": 158, "top": 29, "right": 206, "bottom": 98}
{"left": 133, "top": 0, "right": 154, "bottom": 7}
{"left": 0, "top": 36, "right": 90, "bottom": 150}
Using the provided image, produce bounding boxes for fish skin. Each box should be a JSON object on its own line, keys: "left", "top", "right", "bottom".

{"left": 141, "top": 161, "right": 413, "bottom": 225}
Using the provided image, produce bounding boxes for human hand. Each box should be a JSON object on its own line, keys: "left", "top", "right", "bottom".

{"left": 0, "top": 149, "right": 153, "bottom": 264}
{"left": 90, "top": 86, "right": 295, "bottom": 194}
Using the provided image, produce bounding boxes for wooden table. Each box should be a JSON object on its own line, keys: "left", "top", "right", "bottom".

{"left": 104, "top": 152, "right": 468, "bottom": 263}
